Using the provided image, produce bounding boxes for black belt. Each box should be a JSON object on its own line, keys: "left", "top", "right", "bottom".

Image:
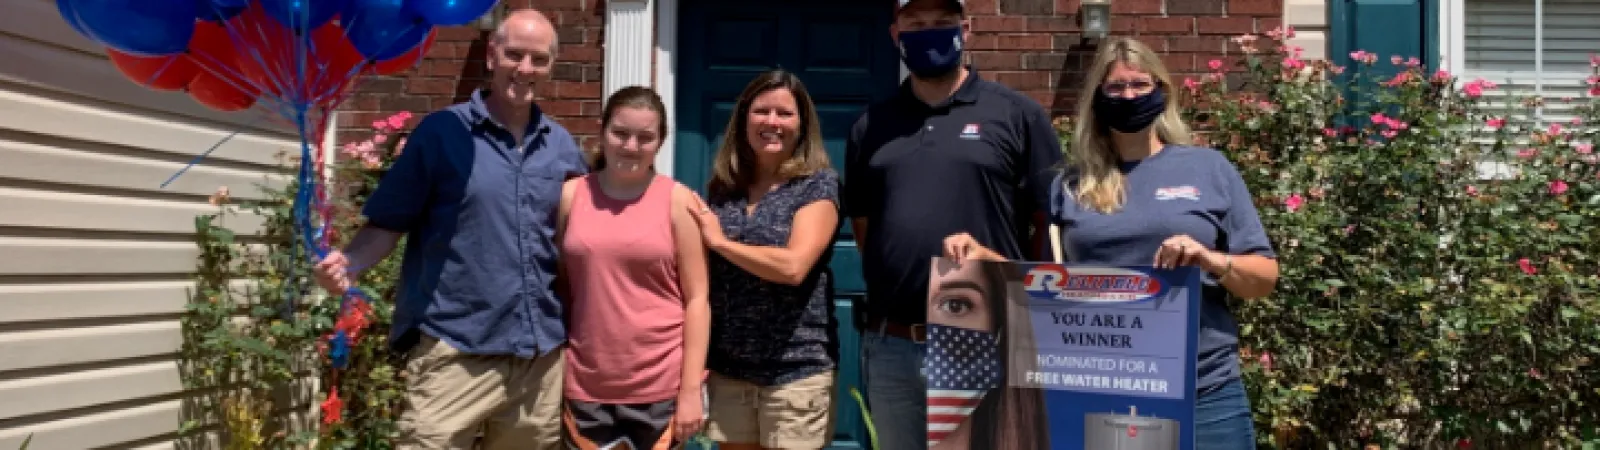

{"left": 862, "top": 313, "right": 925, "bottom": 343}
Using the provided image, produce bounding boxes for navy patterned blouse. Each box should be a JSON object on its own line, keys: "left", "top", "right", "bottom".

{"left": 706, "top": 168, "right": 841, "bottom": 386}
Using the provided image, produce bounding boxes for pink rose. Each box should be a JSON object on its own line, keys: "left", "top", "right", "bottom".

{"left": 1549, "top": 180, "right": 1569, "bottom": 195}
{"left": 1284, "top": 193, "right": 1305, "bottom": 212}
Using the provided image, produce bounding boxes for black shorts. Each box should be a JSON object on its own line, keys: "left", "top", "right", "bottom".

{"left": 562, "top": 389, "right": 707, "bottom": 450}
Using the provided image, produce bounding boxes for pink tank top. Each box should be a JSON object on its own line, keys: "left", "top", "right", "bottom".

{"left": 561, "top": 174, "right": 684, "bottom": 403}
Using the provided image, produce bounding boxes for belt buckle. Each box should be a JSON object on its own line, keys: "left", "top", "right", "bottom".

{"left": 909, "top": 323, "right": 926, "bottom": 344}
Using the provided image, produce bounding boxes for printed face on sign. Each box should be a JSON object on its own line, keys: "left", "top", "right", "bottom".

{"left": 925, "top": 258, "right": 1005, "bottom": 449}
{"left": 928, "top": 258, "right": 995, "bottom": 332}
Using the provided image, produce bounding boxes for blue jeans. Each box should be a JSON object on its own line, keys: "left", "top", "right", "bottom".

{"left": 1194, "top": 378, "right": 1257, "bottom": 450}
{"left": 861, "top": 330, "right": 925, "bottom": 450}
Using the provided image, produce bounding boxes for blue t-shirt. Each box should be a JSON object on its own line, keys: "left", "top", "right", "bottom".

{"left": 1047, "top": 145, "right": 1275, "bottom": 393}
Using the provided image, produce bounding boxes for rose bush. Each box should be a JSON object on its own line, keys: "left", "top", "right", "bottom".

{"left": 182, "top": 113, "right": 412, "bottom": 449}
{"left": 1073, "top": 27, "right": 1600, "bottom": 448}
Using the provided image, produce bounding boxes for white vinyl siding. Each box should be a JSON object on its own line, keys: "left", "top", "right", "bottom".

{"left": 0, "top": 0, "right": 301, "bottom": 448}
{"left": 1459, "top": 0, "right": 1600, "bottom": 125}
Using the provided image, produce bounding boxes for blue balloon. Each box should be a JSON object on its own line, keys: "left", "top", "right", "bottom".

{"left": 56, "top": 0, "right": 91, "bottom": 38}
{"left": 342, "top": 0, "right": 430, "bottom": 61}
{"left": 405, "top": 0, "right": 498, "bottom": 27}
{"left": 72, "top": 0, "right": 197, "bottom": 56}
{"left": 259, "top": 0, "right": 345, "bottom": 32}
{"left": 195, "top": 0, "right": 247, "bottom": 22}
{"left": 328, "top": 330, "right": 350, "bottom": 369}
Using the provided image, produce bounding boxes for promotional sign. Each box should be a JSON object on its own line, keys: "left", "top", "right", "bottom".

{"left": 925, "top": 258, "right": 1202, "bottom": 450}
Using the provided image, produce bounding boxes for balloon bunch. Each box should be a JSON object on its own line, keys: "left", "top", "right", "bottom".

{"left": 58, "top": 0, "right": 503, "bottom": 426}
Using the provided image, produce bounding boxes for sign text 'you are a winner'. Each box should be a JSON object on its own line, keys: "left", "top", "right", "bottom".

{"left": 1017, "top": 264, "right": 1188, "bottom": 400}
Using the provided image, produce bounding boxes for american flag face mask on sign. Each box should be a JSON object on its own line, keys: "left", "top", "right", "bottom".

{"left": 926, "top": 323, "right": 1002, "bottom": 447}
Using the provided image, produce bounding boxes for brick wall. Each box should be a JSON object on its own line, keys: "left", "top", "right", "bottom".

{"left": 966, "top": 0, "right": 1282, "bottom": 115}
{"left": 340, "top": 0, "right": 606, "bottom": 146}
{"left": 338, "top": 0, "right": 1283, "bottom": 144}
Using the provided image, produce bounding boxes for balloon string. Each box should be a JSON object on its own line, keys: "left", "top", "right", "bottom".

{"left": 218, "top": 11, "right": 296, "bottom": 107}
{"left": 160, "top": 127, "right": 243, "bottom": 189}
{"left": 140, "top": 54, "right": 178, "bottom": 89}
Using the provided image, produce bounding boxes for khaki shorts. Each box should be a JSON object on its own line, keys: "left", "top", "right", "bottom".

{"left": 394, "top": 335, "right": 565, "bottom": 450}
{"left": 704, "top": 370, "right": 835, "bottom": 449}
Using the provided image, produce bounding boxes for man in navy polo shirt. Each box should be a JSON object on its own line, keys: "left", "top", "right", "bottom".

{"left": 841, "top": 0, "right": 1063, "bottom": 448}
{"left": 311, "top": 9, "right": 586, "bottom": 450}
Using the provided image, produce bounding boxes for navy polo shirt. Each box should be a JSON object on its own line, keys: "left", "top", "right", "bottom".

{"left": 842, "top": 67, "right": 1064, "bottom": 326}
{"left": 1048, "top": 145, "right": 1276, "bottom": 392}
{"left": 362, "top": 89, "right": 588, "bottom": 358}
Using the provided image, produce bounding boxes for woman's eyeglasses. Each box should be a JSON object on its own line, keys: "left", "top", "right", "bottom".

{"left": 1101, "top": 79, "right": 1157, "bottom": 95}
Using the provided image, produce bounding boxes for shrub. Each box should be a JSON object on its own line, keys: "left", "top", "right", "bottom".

{"left": 1057, "top": 28, "right": 1600, "bottom": 448}
{"left": 181, "top": 113, "right": 412, "bottom": 448}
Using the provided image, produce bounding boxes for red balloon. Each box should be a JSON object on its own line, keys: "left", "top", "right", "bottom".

{"left": 373, "top": 29, "right": 436, "bottom": 76}
{"left": 230, "top": 4, "right": 295, "bottom": 97}
{"left": 186, "top": 21, "right": 257, "bottom": 112}
{"left": 228, "top": 3, "right": 364, "bottom": 105}
{"left": 187, "top": 21, "right": 249, "bottom": 89}
{"left": 307, "top": 22, "right": 364, "bottom": 104}
{"left": 188, "top": 70, "right": 257, "bottom": 112}
{"left": 107, "top": 49, "right": 199, "bottom": 91}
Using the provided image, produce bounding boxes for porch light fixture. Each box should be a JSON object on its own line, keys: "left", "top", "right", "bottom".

{"left": 475, "top": 2, "right": 510, "bottom": 32}
{"left": 1080, "top": 0, "right": 1112, "bottom": 40}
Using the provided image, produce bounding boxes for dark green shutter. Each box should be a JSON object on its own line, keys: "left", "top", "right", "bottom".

{"left": 1328, "top": 0, "right": 1438, "bottom": 122}
{"left": 1329, "top": 0, "right": 1437, "bottom": 75}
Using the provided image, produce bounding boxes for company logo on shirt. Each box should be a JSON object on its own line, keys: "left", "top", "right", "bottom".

{"left": 959, "top": 123, "right": 981, "bottom": 140}
{"left": 1154, "top": 185, "right": 1200, "bottom": 201}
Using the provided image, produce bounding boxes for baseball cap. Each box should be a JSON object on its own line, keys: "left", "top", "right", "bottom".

{"left": 896, "top": 0, "right": 965, "bottom": 14}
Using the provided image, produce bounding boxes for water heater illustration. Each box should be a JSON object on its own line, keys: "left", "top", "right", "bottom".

{"left": 1083, "top": 407, "right": 1180, "bottom": 450}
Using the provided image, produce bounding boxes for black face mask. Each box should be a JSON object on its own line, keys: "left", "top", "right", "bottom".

{"left": 1093, "top": 86, "right": 1167, "bottom": 133}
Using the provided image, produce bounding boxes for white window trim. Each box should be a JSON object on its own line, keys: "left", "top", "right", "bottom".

{"left": 1437, "top": 0, "right": 1513, "bottom": 181}
{"left": 1438, "top": 0, "right": 1597, "bottom": 124}
{"left": 1439, "top": 0, "right": 1464, "bottom": 73}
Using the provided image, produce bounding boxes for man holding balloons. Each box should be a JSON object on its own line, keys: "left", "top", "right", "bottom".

{"left": 312, "top": 9, "right": 588, "bottom": 450}
{"left": 64, "top": 0, "right": 582, "bottom": 448}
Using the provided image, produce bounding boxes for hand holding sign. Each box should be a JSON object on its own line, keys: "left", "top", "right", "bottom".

{"left": 1153, "top": 234, "right": 1219, "bottom": 270}
{"left": 941, "top": 232, "right": 1007, "bottom": 262}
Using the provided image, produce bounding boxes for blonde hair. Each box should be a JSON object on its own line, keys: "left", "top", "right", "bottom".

{"left": 1068, "top": 37, "right": 1193, "bottom": 213}
{"left": 706, "top": 70, "right": 831, "bottom": 199}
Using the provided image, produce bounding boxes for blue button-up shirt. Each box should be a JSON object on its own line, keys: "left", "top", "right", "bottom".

{"left": 362, "top": 90, "right": 588, "bottom": 358}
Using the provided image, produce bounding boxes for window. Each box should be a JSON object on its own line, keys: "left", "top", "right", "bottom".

{"left": 1444, "top": 0, "right": 1600, "bottom": 125}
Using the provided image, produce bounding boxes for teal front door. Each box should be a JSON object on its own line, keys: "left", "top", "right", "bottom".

{"left": 674, "top": 1, "right": 902, "bottom": 448}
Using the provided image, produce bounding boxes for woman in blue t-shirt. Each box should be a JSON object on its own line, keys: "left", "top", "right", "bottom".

{"left": 942, "top": 36, "right": 1280, "bottom": 450}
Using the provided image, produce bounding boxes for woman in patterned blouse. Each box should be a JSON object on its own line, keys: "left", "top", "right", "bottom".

{"left": 685, "top": 69, "right": 841, "bottom": 450}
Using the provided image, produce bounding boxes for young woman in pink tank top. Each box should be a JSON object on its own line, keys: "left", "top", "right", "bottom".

{"left": 555, "top": 86, "right": 710, "bottom": 450}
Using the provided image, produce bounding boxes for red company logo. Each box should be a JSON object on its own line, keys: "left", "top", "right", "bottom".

{"left": 1022, "top": 264, "right": 1163, "bottom": 303}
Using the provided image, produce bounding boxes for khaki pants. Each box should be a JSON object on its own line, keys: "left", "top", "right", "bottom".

{"left": 396, "top": 335, "right": 565, "bottom": 450}
{"left": 704, "top": 371, "right": 835, "bottom": 449}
